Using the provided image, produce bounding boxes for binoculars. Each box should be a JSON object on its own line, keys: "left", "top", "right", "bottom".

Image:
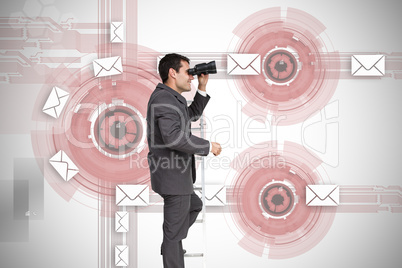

{"left": 188, "top": 61, "right": 217, "bottom": 76}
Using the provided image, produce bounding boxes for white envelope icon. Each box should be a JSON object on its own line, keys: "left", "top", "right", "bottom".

{"left": 42, "top": 87, "right": 69, "bottom": 119}
{"left": 196, "top": 185, "right": 226, "bottom": 206}
{"left": 111, "top": 22, "right": 124, "bottom": 43}
{"left": 116, "top": 185, "right": 149, "bottom": 206}
{"left": 93, "top": 56, "right": 123, "bottom": 77}
{"left": 227, "top": 54, "right": 260, "bottom": 75}
{"left": 306, "top": 185, "right": 339, "bottom": 206}
{"left": 115, "top": 245, "right": 129, "bottom": 266}
{"left": 351, "top": 55, "right": 385, "bottom": 76}
{"left": 49, "top": 150, "right": 79, "bottom": 181}
{"left": 115, "top": 211, "right": 129, "bottom": 232}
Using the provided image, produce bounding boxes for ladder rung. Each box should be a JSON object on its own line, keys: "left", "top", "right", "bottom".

{"left": 194, "top": 186, "right": 202, "bottom": 191}
{"left": 195, "top": 219, "right": 203, "bottom": 223}
{"left": 184, "top": 253, "right": 204, "bottom": 258}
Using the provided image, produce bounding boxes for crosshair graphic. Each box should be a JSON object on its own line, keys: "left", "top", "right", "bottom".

{"left": 226, "top": 141, "right": 336, "bottom": 259}
{"left": 263, "top": 47, "right": 299, "bottom": 86}
{"left": 228, "top": 7, "right": 340, "bottom": 125}
{"left": 31, "top": 45, "right": 160, "bottom": 209}
{"left": 90, "top": 100, "right": 146, "bottom": 159}
{"left": 259, "top": 181, "right": 295, "bottom": 219}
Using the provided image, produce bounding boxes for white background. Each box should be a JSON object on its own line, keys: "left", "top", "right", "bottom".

{"left": 1, "top": 0, "right": 402, "bottom": 267}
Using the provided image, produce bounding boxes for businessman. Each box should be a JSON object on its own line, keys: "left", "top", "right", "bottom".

{"left": 147, "top": 53, "right": 221, "bottom": 268}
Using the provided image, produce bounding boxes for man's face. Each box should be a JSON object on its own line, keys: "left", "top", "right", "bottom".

{"left": 174, "top": 60, "right": 194, "bottom": 93}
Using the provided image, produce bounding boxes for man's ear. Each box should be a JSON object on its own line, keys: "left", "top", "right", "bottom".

{"left": 169, "top": 68, "right": 176, "bottom": 80}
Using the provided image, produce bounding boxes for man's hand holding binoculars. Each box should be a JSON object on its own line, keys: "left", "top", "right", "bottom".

{"left": 197, "top": 73, "right": 209, "bottom": 92}
{"left": 188, "top": 61, "right": 216, "bottom": 92}
{"left": 188, "top": 60, "right": 220, "bottom": 156}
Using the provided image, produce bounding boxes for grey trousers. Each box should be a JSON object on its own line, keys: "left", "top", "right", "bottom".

{"left": 160, "top": 192, "right": 203, "bottom": 268}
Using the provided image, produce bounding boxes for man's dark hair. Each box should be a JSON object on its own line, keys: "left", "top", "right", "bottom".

{"left": 158, "top": 53, "right": 190, "bottom": 83}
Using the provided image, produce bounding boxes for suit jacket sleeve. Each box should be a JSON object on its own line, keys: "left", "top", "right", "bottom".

{"left": 151, "top": 91, "right": 210, "bottom": 156}
{"left": 188, "top": 91, "right": 210, "bottom": 121}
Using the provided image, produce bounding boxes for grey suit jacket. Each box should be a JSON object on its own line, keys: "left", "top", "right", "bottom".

{"left": 146, "top": 83, "right": 210, "bottom": 195}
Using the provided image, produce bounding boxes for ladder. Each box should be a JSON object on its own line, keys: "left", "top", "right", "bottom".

{"left": 185, "top": 100, "right": 207, "bottom": 268}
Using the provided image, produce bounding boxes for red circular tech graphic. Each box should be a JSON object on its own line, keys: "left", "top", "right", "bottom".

{"left": 263, "top": 48, "right": 299, "bottom": 85}
{"left": 91, "top": 100, "right": 146, "bottom": 159}
{"left": 228, "top": 7, "right": 340, "bottom": 125}
{"left": 259, "top": 181, "right": 295, "bottom": 219}
{"left": 31, "top": 45, "right": 160, "bottom": 210}
{"left": 226, "top": 141, "right": 336, "bottom": 259}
